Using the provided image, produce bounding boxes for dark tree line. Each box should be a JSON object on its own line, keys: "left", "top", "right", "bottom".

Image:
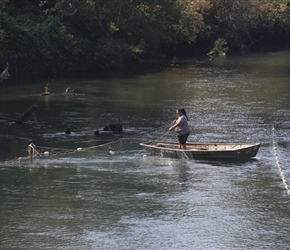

{"left": 0, "top": 0, "right": 290, "bottom": 80}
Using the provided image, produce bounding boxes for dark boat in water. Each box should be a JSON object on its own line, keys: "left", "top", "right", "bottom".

{"left": 140, "top": 141, "right": 260, "bottom": 161}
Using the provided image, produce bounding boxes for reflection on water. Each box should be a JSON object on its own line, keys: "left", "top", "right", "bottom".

{"left": 1, "top": 50, "right": 290, "bottom": 249}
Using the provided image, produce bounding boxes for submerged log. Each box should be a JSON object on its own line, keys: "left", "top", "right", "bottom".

{"left": 0, "top": 62, "right": 10, "bottom": 83}
{"left": 94, "top": 129, "right": 114, "bottom": 138}
{"left": 0, "top": 105, "right": 38, "bottom": 124}
{"left": 15, "top": 105, "right": 38, "bottom": 124}
{"left": 65, "top": 127, "right": 71, "bottom": 134}
{"left": 0, "top": 115, "right": 16, "bottom": 122}
{"left": 103, "top": 124, "right": 123, "bottom": 133}
{"left": 94, "top": 124, "right": 123, "bottom": 138}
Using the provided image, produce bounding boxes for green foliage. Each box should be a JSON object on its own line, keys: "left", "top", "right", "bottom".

{"left": 208, "top": 38, "right": 229, "bottom": 56}
{"left": 0, "top": 0, "right": 290, "bottom": 78}
{"left": 205, "top": 0, "right": 290, "bottom": 49}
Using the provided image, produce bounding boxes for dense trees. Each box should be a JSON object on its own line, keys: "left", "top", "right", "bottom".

{"left": 0, "top": 0, "right": 289, "bottom": 79}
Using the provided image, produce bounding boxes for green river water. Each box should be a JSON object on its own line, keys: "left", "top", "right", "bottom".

{"left": 0, "top": 50, "right": 290, "bottom": 249}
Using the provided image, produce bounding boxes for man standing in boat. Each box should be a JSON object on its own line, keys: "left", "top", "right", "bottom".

{"left": 169, "top": 108, "right": 190, "bottom": 149}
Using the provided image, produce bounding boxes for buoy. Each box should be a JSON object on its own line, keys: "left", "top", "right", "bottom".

{"left": 77, "top": 147, "right": 82, "bottom": 151}
{"left": 44, "top": 151, "right": 49, "bottom": 156}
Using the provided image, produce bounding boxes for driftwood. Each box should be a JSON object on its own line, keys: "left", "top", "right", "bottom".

{"left": 0, "top": 62, "right": 10, "bottom": 83}
{"left": 15, "top": 105, "right": 38, "bottom": 124}
{"left": 0, "top": 115, "right": 16, "bottom": 122}
{"left": 0, "top": 105, "right": 38, "bottom": 124}
{"left": 94, "top": 124, "right": 123, "bottom": 137}
{"left": 103, "top": 124, "right": 123, "bottom": 133}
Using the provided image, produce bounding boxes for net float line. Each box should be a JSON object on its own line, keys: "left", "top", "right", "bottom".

{"left": 272, "top": 126, "right": 290, "bottom": 198}
{"left": 0, "top": 124, "right": 178, "bottom": 166}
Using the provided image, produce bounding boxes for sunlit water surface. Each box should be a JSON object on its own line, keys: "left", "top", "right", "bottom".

{"left": 0, "top": 51, "right": 290, "bottom": 249}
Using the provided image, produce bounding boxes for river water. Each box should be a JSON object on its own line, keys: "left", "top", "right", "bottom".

{"left": 0, "top": 50, "right": 290, "bottom": 249}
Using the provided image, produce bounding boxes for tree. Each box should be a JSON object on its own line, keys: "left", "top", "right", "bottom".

{"left": 1, "top": 0, "right": 290, "bottom": 79}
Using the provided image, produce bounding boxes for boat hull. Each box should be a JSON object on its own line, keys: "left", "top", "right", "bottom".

{"left": 140, "top": 141, "right": 260, "bottom": 161}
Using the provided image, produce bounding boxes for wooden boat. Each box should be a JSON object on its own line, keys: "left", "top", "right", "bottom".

{"left": 140, "top": 141, "right": 260, "bottom": 161}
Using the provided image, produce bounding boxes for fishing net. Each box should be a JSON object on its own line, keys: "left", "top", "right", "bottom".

{"left": 0, "top": 124, "right": 188, "bottom": 166}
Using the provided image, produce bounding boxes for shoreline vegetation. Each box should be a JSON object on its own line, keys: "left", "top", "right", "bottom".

{"left": 1, "top": 0, "right": 290, "bottom": 81}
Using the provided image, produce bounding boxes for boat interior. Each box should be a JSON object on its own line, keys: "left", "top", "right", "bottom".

{"left": 155, "top": 142, "right": 259, "bottom": 151}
